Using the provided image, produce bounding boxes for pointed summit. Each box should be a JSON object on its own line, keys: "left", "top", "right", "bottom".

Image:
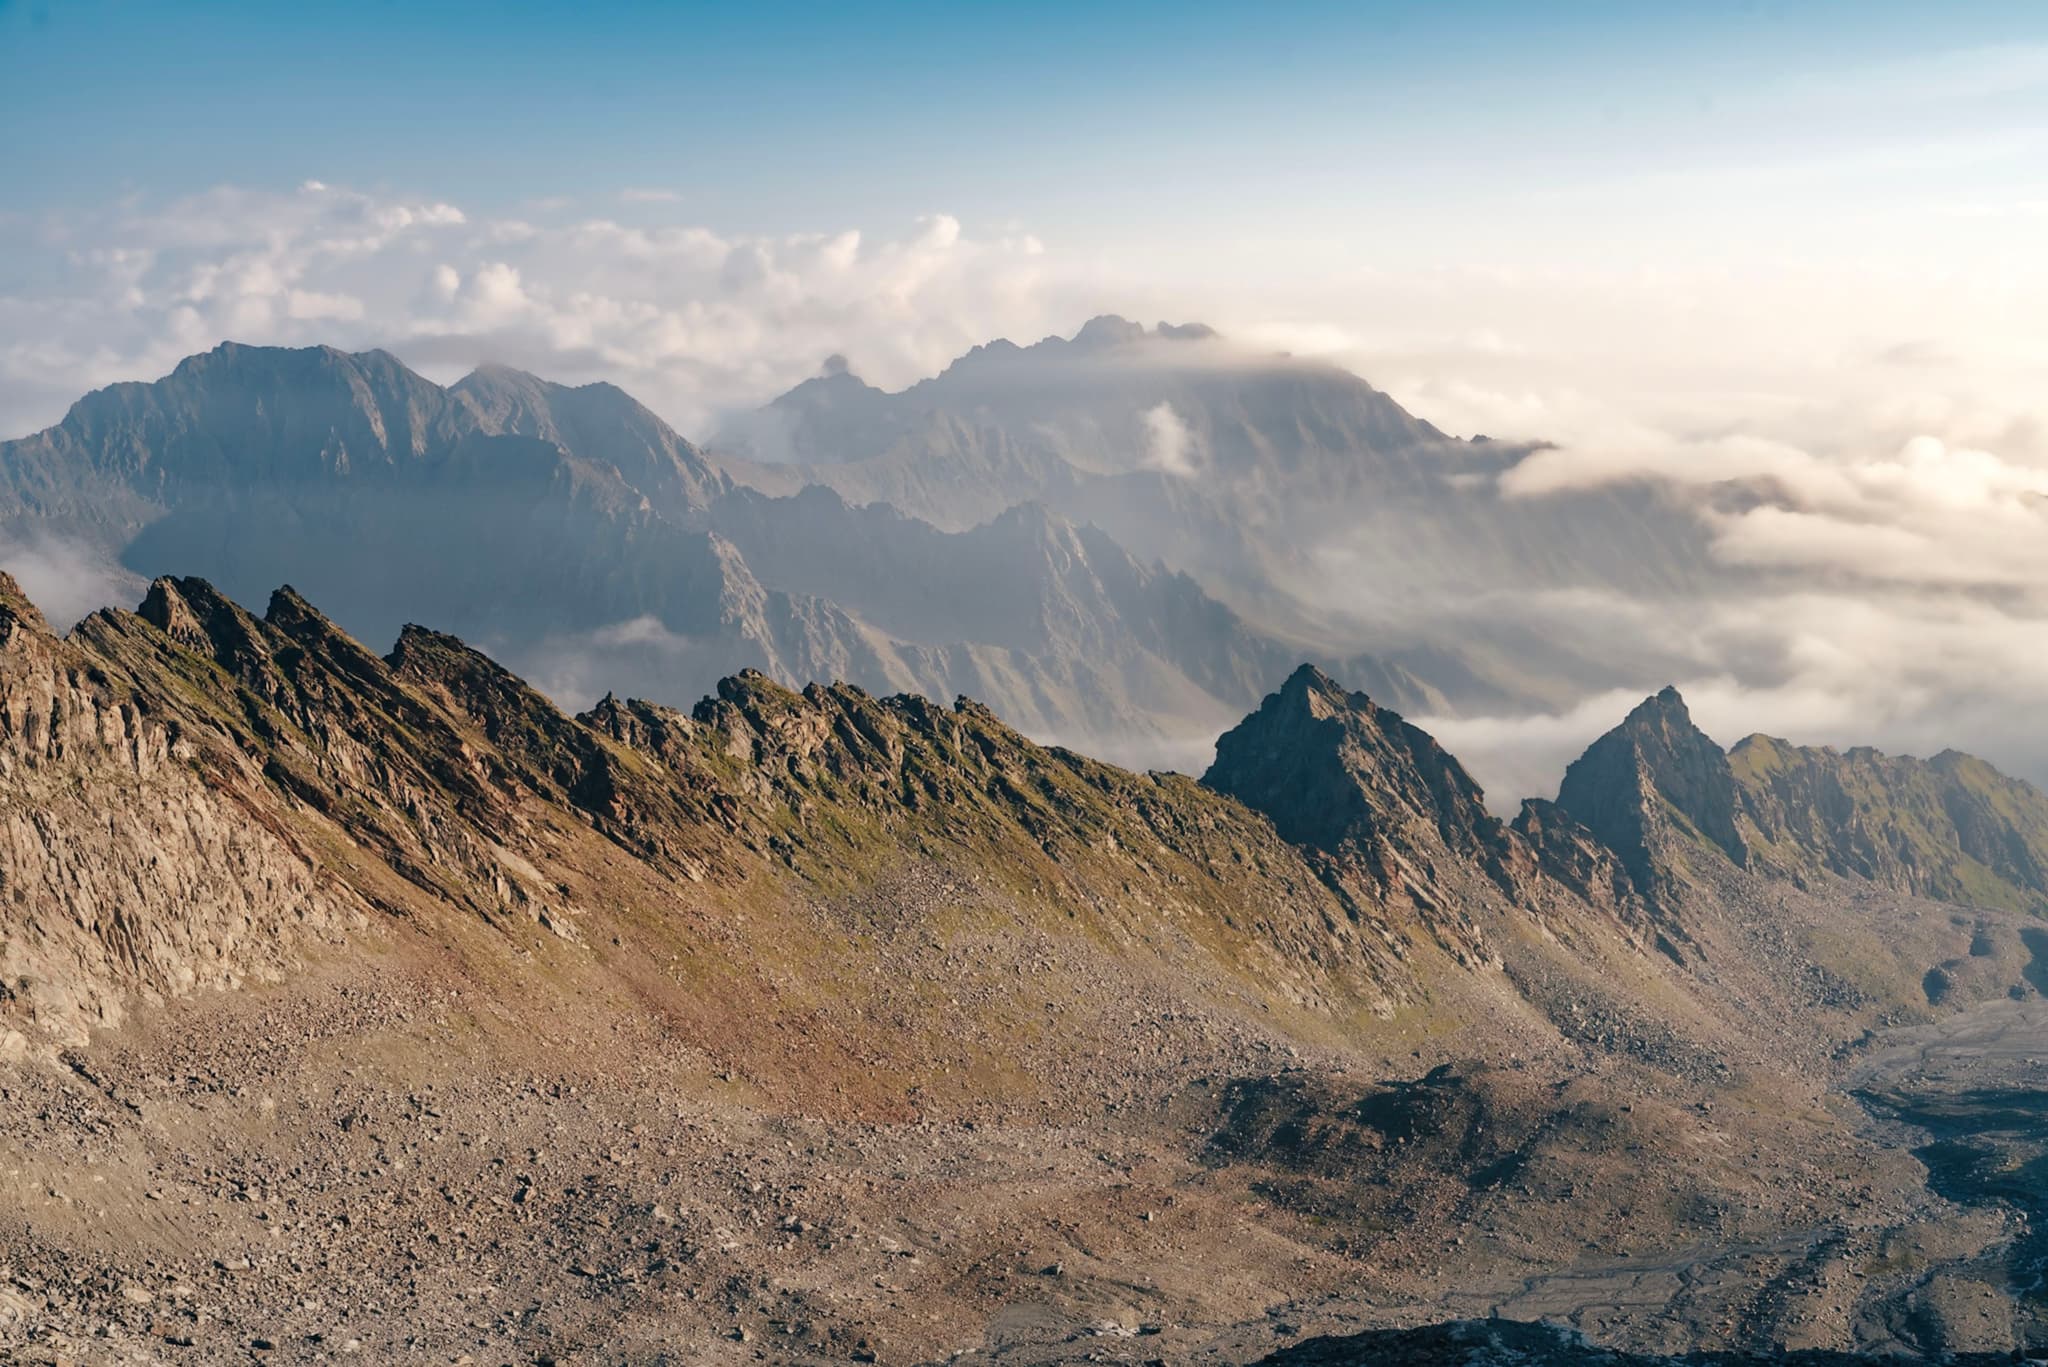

{"left": 138, "top": 576, "right": 223, "bottom": 654}
{"left": 1271, "top": 662, "right": 1349, "bottom": 719}
{"left": 1555, "top": 686, "right": 1747, "bottom": 897}
{"left": 1206, "top": 667, "right": 1504, "bottom": 948}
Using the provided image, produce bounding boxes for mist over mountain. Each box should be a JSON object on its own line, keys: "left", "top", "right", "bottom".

{"left": 0, "top": 334, "right": 1465, "bottom": 774}
{"left": 712, "top": 318, "right": 1718, "bottom": 703}
{"left": 5, "top": 314, "right": 2045, "bottom": 808}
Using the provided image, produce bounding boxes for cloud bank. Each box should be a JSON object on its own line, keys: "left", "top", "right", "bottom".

{"left": 0, "top": 181, "right": 1097, "bottom": 440}
{"left": 1417, "top": 420, "right": 2048, "bottom": 808}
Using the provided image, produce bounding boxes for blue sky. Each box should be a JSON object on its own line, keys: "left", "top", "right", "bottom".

{"left": 6, "top": 0, "right": 2044, "bottom": 238}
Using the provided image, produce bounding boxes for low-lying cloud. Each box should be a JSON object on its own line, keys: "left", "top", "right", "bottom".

{"left": 1140, "top": 401, "right": 1196, "bottom": 477}
{"left": 0, "top": 529, "right": 141, "bottom": 630}
{"left": 1410, "top": 412, "right": 2048, "bottom": 806}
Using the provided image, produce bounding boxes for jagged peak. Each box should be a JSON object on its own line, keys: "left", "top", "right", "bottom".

{"left": 264, "top": 583, "right": 322, "bottom": 624}
{"left": 259, "top": 584, "right": 396, "bottom": 676}
{"left": 134, "top": 576, "right": 283, "bottom": 679}
{"left": 139, "top": 576, "right": 229, "bottom": 652}
{"left": 1557, "top": 684, "right": 1747, "bottom": 879}
{"left": 1274, "top": 662, "right": 1352, "bottom": 717}
{"left": 707, "top": 667, "right": 799, "bottom": 711}
{"left": 1617, "top": 684, "right": 1694, "bottom": 729}
{"left": 388, "top": 622, "right": 580, "bottom": 746}
{"left": 0, "top": 570, "right": 51, "bottom": 641}
{"left": 1210, "top": 667, "right": 1492, "bottom": 842}
{"left": 387, "top": 620, "right": 480, "bottom": 670}
{"left": 1589, "top": 686, "right": 1735, "bottom": 766}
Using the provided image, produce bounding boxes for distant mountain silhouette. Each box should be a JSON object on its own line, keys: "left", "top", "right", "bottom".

{"left": 0, "top": 336, "right": 1446, "bottom": 760}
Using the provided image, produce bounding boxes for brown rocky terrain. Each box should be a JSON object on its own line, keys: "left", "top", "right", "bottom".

{"left": 5, "top": 575, "right": 2048, "bottom": 1364}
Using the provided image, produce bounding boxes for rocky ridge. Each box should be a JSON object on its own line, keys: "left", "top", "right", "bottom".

{"left": 6, "top": 576, "right": 2048, "bottom": 1362}
{"left": 1552, "top": 689, "right": 2048, "bottom": 922}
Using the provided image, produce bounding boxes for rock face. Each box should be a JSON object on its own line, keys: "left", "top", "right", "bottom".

{"left": 0, "top": 573, "right": 365, "bottom": 1047}
{"left": 1730, "top": 734, "right": 2048, "bottom": 915}
{"left": 1203, "top": 666, "right": 1652, "bottom": 975}
{"left": 1554, "top": 686, "right": 1748, "bottom": 897}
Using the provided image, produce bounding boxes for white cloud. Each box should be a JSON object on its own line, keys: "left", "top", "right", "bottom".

{"left": 0, "top": 182, "right": 1103, "bottom": 441}
{"left": 1140, "top": 401, "right": 1196, "bottom": 477}
{"left": 285, "top": 289, "right": 364, "bottom": 322}
{"left": 0, "top": 528, "right": 141, "bottom": 630}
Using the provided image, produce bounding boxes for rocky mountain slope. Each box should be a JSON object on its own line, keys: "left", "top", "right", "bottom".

{"left": 1552, "top": 689, "right": 2048, "bottom": 921}
{"left": 7, "top": 574, "right": 2048, "bottom": 1363}
{"left": 1730, "top": 734, "right": 2048, "bottom": 916}
{"left": 1553, "top": 687, "right": 1751, "bottom": 899}
{"left": 0, "top": 341, "right": 1446, "bottom": 765}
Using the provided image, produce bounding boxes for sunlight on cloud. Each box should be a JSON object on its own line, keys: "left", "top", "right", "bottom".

{"left": 0, "top": 182, "right": 1095, "bottom": 441}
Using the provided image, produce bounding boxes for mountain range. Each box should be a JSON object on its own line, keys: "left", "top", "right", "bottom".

{"left": 0, "top": 318, "right": 1755, "bottom": 783}
{"left": 6, "top": 570, "right": 2048, "bottom": 1359}
{"left": 10, "top": 324, "right": 2048, "bottom": 1362}
{"left": 0, "top": 329, "right": 1492, "bottom": 770}
{"left": 713, "top": 317, "right": 1722, "bottom": 706}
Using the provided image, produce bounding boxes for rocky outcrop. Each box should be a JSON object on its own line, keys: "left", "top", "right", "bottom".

{"left": 1203, "top": 666, "right": 1652, "bottom": 969}
{"left": 0, "top": 573, "right": 365, "bottom": 1050}
{"left": 1510, "top": 797, "right": 1646, "bottom": 920}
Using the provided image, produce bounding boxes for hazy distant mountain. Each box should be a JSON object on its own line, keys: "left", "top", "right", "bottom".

{"left": 0, "top": 340, "right": 1447, "bottom": 761}
{"left": 715, "top": 317, "right": 1721, "bottom": 705}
